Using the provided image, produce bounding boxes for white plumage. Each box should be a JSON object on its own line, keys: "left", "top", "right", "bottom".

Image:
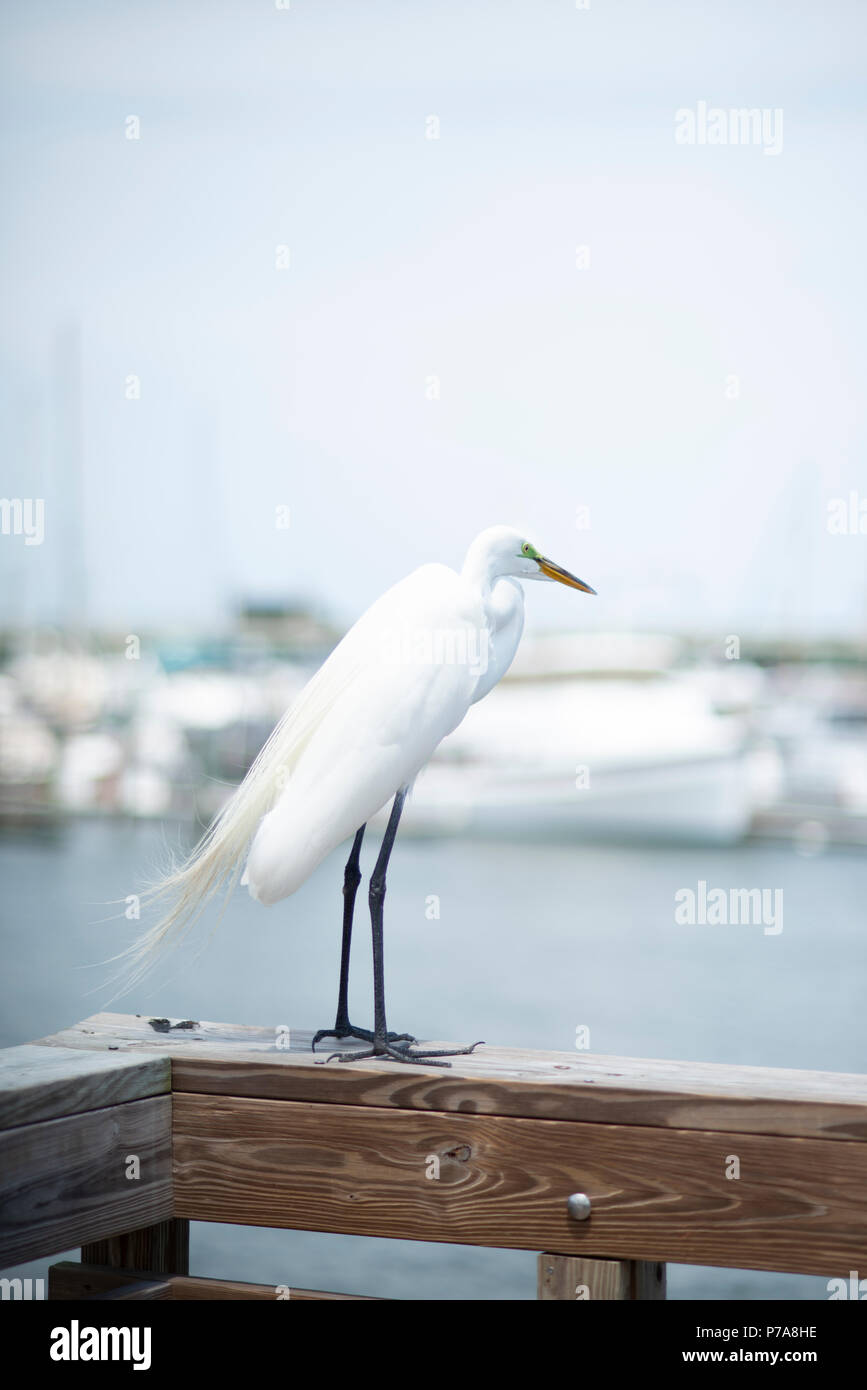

{"left": 115, "top": 525, "right": 594, "bottom": 991}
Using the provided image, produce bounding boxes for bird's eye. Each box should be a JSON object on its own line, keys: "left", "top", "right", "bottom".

{"left": 522, "top": 542, "right": 530, "bottom": 555}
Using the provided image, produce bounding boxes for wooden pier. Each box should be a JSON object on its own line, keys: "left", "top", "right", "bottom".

{"left": 2, "top": 1014, "right": 866, "bottom": 1300}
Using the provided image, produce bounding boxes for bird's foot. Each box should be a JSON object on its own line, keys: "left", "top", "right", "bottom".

{"left": 325, "top": 1037, "right": 485, "bottom": 1069}
{"left": 312, "top": 1023, "right": 416, "bottom": 1051}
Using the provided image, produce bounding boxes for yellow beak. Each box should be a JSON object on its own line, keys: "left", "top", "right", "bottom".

{"left": 537, "top": 556, "right": 597, "bottom": 594}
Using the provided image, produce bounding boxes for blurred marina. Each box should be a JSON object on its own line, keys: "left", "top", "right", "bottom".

{"left": 2, "top": 616, "right": 865, "bottom": 852}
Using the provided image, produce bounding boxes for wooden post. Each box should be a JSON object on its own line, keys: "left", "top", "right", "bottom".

{"left": 82, "top": 1218, "right": 190, "bottom": 1276}
{"left": 538, "top": 1254, "right": 666, "bottom": 1300}
{"left": 50, "top": 1219, "right": 190, "bottom": 1300}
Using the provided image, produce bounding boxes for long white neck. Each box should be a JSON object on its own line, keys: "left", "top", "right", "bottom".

{"left": 467, "top": 574, "right": 525, "bottom": 702}
{"left": 461, "top": 536, "right": 501, "bottom": 596}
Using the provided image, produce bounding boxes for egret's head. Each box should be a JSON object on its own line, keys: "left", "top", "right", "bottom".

{"left": 465, "top": 525, "right": 596, "bottom": 594}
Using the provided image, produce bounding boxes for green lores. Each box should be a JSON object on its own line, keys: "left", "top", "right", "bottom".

{"left": 520, "top": 541, "right": 541, "bottom": 560}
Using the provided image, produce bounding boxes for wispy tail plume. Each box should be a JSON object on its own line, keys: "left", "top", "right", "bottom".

{"left": 105, "top": 643, "right": 363, "bottom": 997}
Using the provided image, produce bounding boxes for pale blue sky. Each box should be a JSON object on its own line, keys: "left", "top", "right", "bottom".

{"left": 1, "top": 0, "right": 866, "bottom": 636}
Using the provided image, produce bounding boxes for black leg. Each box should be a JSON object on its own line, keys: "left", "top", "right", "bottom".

{"left": 334, "top": 824, "right": 364, "bottom": 1028}
{"left": 312, "top": 825, "right": 415, "bottom": 1051}
{"left": 327, "top": 789, "right": 484, "bottom": 1068}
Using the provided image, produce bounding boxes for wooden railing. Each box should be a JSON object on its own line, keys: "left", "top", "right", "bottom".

{"left": 2, "top": 1014, "right": 866, "bottom": 1300}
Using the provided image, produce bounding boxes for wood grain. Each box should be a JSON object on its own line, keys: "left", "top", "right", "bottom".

{"left": 173, "top": 1092, "right": 867, "bottom": 1275}
{"left": 0, "top": 1043, "right": 170, "bottom": 1130}
{"left": 49, "top": 1263, "right": 379, "bottom": 1300}
{"left": 538, "top": 1253, "right": 666, "bottom": 1300}
{"left": 83, "top": 1218, "right": 189, "bottom": 1274}
{"left": 90, "top": 1279, "right": 173, "bottom": 1300}
{"left": 34, "top": 1013, "right": 867, "bottom": 1141}
{"left": 168, "top": 1275, "right": 375, "bottom": 1301}
{"left": 49, "top": 1262, "right": 163, "bottom": 1299}
{"left": 0, "top": 1096, "right": 172, "bottom": 1266}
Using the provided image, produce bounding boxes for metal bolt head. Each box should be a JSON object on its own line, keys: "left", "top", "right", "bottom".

{"left": 567, "top": 1192, "right": 591, "bottom": 1221}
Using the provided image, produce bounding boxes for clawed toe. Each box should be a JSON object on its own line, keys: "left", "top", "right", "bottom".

{"left": 327, "top": 1043, "right": 452, "bottom": 1068}
{"left": 323, "top": 1037, "right": 485, "bottom": 1068}
{"left": 312, "top": 1024, "right": 416, "bottom": 1051}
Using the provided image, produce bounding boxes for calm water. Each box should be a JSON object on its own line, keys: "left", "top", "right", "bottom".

{"left": 3, "top": 818, "right": 865, "bottom": 1300}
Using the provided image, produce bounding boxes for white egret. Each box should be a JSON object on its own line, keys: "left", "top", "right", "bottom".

{"left": 123, "top": 525, "right": 595, "bottom": 1066}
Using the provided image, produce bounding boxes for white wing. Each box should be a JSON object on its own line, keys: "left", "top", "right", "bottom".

{"left": 243, "top": 562, "right": 486, "bottom": 902}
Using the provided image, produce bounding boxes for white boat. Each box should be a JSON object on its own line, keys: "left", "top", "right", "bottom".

{"left": 386, "top": 636, "right": 782, "bottom": 845}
